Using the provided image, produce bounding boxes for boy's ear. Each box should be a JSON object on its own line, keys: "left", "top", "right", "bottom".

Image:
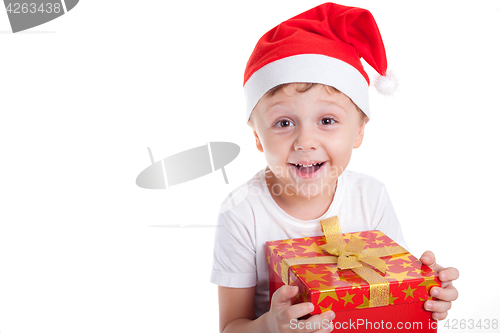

{"left": 353, "top": 118, "right": 367, "bottom": 149}
{"left": 253, "top": 131, "right": 264, "bottom": 152}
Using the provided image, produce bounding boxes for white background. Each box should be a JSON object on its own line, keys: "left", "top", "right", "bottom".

{"left": 0, "top": 0, "right": 499, "bottom": 332}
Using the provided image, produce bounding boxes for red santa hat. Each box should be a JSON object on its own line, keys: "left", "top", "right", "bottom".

{"left": 243, "top": 2, "right": 397, "bottom": 120}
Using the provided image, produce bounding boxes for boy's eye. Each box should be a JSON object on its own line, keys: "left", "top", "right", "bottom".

{"left": 319, "top": 117, "right": 336, "bottom": 125}
{"left": 274, "top": 119, "right": 294, "bottom": 128}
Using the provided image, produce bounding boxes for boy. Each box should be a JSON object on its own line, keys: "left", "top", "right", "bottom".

{"left": 211, "top": 3, "right": 459, "bottom": 333}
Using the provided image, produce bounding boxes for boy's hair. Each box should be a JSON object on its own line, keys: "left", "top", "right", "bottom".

{"left": 249, "top": 83, "right": 368, "bottom": 125}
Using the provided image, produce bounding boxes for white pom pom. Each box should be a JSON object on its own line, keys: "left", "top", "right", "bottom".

{"left": 374, "top": 70, "right": 398, "bottom": 95}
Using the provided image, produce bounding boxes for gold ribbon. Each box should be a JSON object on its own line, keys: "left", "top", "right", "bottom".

{"left": 280, "top": 216, "right": 408, "bottom": 308}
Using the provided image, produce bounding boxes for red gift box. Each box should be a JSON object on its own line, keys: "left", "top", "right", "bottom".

{"left": 266, "top": 216, "right": 441, "bottom": 332}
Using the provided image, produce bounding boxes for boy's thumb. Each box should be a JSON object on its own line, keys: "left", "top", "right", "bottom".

{"left": 287, "top": 285, "right": 298, "bottom": 296}
{"left": 271, "top": 285, "right": 298, "bottom": 306}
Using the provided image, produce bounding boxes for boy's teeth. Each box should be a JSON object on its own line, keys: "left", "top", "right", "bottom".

{"left": 292, "top": 162, "right": 324, "bottom": 175}
{"left": 295, "top": 162, "right": 321, "bottom": 167}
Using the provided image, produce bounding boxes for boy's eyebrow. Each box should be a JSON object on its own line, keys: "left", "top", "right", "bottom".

{"left": 312, "top": 99, "right": 350, "bottom": 116}
{"left": 263, "top": 101, "right": 289, "bottom": 116}
{"left": 320, "top": 99, "right": 348, "bottom": 113}
{"left": 265, "top": 100, "right": 287, "bottom": 112}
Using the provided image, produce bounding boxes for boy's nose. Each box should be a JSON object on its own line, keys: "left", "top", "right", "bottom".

{"left": 293, "top": 129, "right": 317, "bottom": 152}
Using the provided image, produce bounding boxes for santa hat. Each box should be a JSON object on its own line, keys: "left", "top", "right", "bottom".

{"left": 243, "top": 2, "right": 397, "bottom": 120}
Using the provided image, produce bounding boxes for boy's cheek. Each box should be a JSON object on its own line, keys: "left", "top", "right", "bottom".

{"left": 326, "top": 165, "right": 344, "bottom": 178}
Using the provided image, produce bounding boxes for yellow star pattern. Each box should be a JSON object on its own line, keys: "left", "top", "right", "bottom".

{"left": 418, "top": 278, "right": 439, "bottom": 293}
{"left": 317, "top": 289, "right": 339, "bottom": 304}
{"left": 268, "top": 244, "right": 279, "bottom": 251}
{"left": 300, "top": 242, "right": 324, "bottom": 254}
{"left": 317, "top": 286, "right": 339, "bottom": 302}
{"left": 349, "top": 280, "right": 364, "bottom": 290}
{"left": 356, "top": 295, "right": 370, "bottom": 309}
{"left": 413, "top": 268, "right": 424, "bottom": 275}
{"left": 339, "top": 274, "right": 353, "bottom": 283}
{"left": 321, "top": 265, "right": 338, "bottom": 276}
{"left": 384, "top": 270, "right": 410, "bottom": 286}
{"left": 339, "top": 273, "right": 358, "bottom": 283}
{"left": 388, "top": 293, "right": 398, "bottom": 305}
{"left": 340, "top": 291, "right": 355, "bottom": 306}
{"left": 317, "top": 282, "right": 333, "bottom": 290}
{"left": 319, "top": 303, "right": 333, "bottom": 312}
{"left": 389, "top": 253, "right": 413, "bottom": 262}
{"left": 345, "top": 234, "right": 368, "bottom": 243}
{"left": 281, "top": 239, "right": 300, "bottom": 245}
{"left": 302, "top": 270, "right": 329, "bottom": 284}
{"left": 374, "top": 239, "right": 385, "bottom": 245}
{"left": 402, "top": 262, "right": 413, "bottom": 269}
{"left": 287, "top": 247, "right": 298, "bottom": 252}
{"left": 403, "top": 285, "right": 417, "bottom": 300}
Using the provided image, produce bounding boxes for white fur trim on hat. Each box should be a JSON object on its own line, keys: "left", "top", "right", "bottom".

{"left": 243, "top": 54, "right": 370, "bottom": 120}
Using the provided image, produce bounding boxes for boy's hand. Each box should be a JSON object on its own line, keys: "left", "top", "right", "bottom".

{"left": 420, "top": 250, "right": 459, "bottom": 320}
{"left": 265, "top": 285, "right": 334, "bottom": 333}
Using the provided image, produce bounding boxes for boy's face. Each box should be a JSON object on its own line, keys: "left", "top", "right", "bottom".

{"left": 249, "top": 84, "right": 367, "bottom": 200}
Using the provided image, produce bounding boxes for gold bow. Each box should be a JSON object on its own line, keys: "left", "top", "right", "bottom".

{"left": 281, "top": 216, "right": 408, "bottom": 308}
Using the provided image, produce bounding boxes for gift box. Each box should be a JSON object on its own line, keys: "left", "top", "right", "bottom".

{"left": 266, "top": 216, "right": 441, "bottom": 332}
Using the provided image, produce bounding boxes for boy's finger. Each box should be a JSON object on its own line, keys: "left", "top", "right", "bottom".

{"left": 438, "top": 267, "right": 459, "bottom": 282}
{"left": 424, "top": 299, "right": 452, "bottom": 313}
{"left": 420, "top": 251, "right": 438, "bottom": 268}
{"left": 430, "top": 285, "right": 459, "bottom": 302}
{"left": 432, "top": 310, "right": 449, "bottom": 321}
{"left": 420, "top": 251, "right": 435, "bottom": 264}
{"left": 270, "top": 285, "right": 298, "bottom": 307}
{"left": 420, "top": 251, "right": 445, "bottom": 273}
{"left": 277, "top": 302, "right": 314, "bottom": 323}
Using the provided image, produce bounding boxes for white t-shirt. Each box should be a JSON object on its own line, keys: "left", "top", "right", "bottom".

{"left": 210, "top": 168, "right": 407, "bottom": 318}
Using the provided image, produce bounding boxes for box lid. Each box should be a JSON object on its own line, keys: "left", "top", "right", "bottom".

{"left": 266, "top": 230, "right": 440, "bottom": 313}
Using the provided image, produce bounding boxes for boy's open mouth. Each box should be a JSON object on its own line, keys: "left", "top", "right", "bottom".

{"left": 289, "top": 162, "right": 325, "bottom": 176}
